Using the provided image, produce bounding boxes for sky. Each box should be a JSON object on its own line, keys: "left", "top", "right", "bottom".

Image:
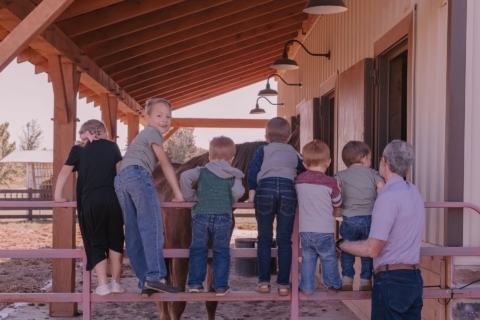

{"left": 0, "top": 61, "right": 278, "bottom": 150}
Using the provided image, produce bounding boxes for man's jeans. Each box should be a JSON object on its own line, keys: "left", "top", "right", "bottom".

{"left": 372, "top": 269, "right": 423, "bottom": 319}
{"left": 254, "top": 177, "right": 296, "bottom": 286}
{"left": 340, "top": 215, "right": 373, "bottom": 280}
{"left": 299, "top": 233, "right": 341, "bottom": 292}
{"left": 187, "top": 214, "right": 232, "bottom": 290}
{"left": 114, "top": 165, "right": 167, "bottom": 289}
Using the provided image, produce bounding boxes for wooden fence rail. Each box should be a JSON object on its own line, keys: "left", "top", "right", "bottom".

{"left": 0, "top": 201, "right": 480, "bottom": 319}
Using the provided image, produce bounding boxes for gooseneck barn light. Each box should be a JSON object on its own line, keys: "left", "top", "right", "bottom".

{"left": 258, "top": 74, "right": 302, "bottom": 96}
{"left": 249, "top": 97, "right": 284, "bottom": 114}
{"left": 303, "top": 0, "right": 348, "bottom": 14}
{"left": 271, "top": 39, "right": 330, "bottom": 71}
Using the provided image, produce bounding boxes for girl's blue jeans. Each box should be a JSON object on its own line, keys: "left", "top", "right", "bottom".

{"left": 299, "top": 232, "right": 341, "bottom": 292}
{"left": 340, "top": 215, "right": 373, "bottom": 280}
{"left": 254, "top": 177, "right": 296, "bottom": 286}
{"left": 187, "top": 214, "right": 232, "bottom": 290}
{"left": 114, "top": 165, "right": 166, "bottom": 290}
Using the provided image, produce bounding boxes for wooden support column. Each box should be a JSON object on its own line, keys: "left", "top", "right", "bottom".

{"left": 0, "top": 0, "right": 73, "bottom": 72}
{"left": 127, "top": 113, "right": 139, "bottom": 146}
{"left": 100, "top": 93, "right": 118, "bottom": 142}
{"left": 49, "top": 55, "right": 80, "bottom": 317}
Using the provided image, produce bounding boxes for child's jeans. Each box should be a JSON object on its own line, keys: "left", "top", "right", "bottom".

{"left": 187, "top": 214, "right": 232, "bottom": 290}
{"left": 114, "top": 165, "right": 167, "bottom": 290}
{"left": 299, "top": 232, "right": 341, "bottom": 292}
{"left": 254, "top": 177, "right": 296, "bottom": 286}
{"left": 340, "top": 215, "right": 373, "bottom": 280}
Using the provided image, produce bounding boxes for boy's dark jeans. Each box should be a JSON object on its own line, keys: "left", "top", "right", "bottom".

{"left": 372, "top": 269, "right": 423, "bottom": 319}
{"left": 187, "top": 214, "right": 232, "bottom": 290}
{"left": 340, "top": 215, "right": 373, "bottom": 280}
{"left": 254, "top": 177, "right": 296, "bottom": 286}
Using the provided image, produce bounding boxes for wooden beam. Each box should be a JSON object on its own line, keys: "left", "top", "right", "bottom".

{"left": 163, "top": 127, "right": 179, "bottom": 143}
{"left": 94, "top": 0, "right": 304, "bottom": 66}
{"left": 171, "top": 76, "right": 275, "bottom": 110}
{"left": 170, "top": 119, "right": 268, "bottom": 129}
{"left": 0, "top": 0, "right": 141, "bottom": 116}
{"left": 278, "top": 13, "right": 321, "bottom": 77}
{"left": 136, "top": 69, "right": 274, "bottom": 104}
{"left": 57, "top": 0, "right": 183, "bottom": 37}
{"left": 129, "top": 53, "right": 279, "bottom": 100}
{"left": 73, "top": 0, "right": 230, "bottom": 48}
{"left": 108, "top": 11, "right": 305, "bottom": 81}
{"left": 127, "top": 113, "right": 139, "bottom": 146}
{"left": 119, "top": 33, "right": 296, "bottom": 92}
{"left": 34, "top": 59, "right": 48, "bottom": 74}
{"left": 78, "top": 88, "right": 96, "bottom": 100}
{"left": 50, "top": 57, "right": 79, "bottom": 317}
{"left": 86, "top": 94, "right": 100, "bottom": 105}
{"left": 100, "top": 93, "right": 118, "bottom": 142}
{"left": 0, "top": 0, "right": 74, "bottom": 72}
{"left": 16, "top": 47, "right": 45, "bottom": 64}
{"left": 0, "top": 28, "right": 8, "bottom": 41}
{"left": 55, "top": 0, "right": 123, "bottom": 22}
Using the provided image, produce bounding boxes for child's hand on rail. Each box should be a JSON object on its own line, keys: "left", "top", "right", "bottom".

{"left": 54, "top": 197, "right": 68, "bottom": 203}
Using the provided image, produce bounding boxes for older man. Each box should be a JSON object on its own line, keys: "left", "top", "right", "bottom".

{"left": 336, "top": 140, "right": 425, "bottom": 319}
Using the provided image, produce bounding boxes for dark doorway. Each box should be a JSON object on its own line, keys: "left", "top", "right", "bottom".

{"left": 318, "top": 91, "right": 335, "bottom": 176}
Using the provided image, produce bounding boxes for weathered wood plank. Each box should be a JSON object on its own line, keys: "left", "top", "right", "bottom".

{"left": 55, "top": 0, "right": 123, "bottom": 22}
{"left": 0, "top": 0, "right": 74, "bottom": 72}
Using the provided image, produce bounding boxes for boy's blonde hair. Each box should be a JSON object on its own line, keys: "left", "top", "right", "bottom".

{"left": 302, "top": 140, "right": 330, "bottom": 167}
{"left": 145, "top": 98, "right": 172, "bottom": 115}
{"left": 209, "top": 136, "right": 236, "bottom": 161}
{"left": 76, "top": 119, "right": 106, "bottom": 146}
{"left": 341, "top": 141, "right": 371, "bottom": 167}
{"left": 265, "top": 117, "right": 291, "bottom": 143}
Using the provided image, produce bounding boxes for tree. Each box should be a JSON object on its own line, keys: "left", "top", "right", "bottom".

{"left": 0, "top": 122, "right": 20, "bottom": 187}
{"left": 19, "top": 119, "right": 43, "bottom": 150}
{"left": 163, "top": 128, "right": 206, "bottom": 164}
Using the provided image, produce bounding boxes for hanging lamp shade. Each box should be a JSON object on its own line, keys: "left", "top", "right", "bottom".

{"left": 249, "top": 105, "right": 266, "bottom": 114}
{"left": 303, "top": 0, "right": 348, "bottom": 14}
{"left": 258, "top": 83, "right": 279, "bottom": 96}
{"left": 270, "top": 57, "right": 299, "bottom": 70}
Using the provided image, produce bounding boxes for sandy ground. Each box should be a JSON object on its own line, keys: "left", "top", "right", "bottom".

{"left": 0, "top": 219, "right": 358, "bottom": 320}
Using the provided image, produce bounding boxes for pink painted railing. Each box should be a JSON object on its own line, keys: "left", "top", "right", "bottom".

{"left": 1, "top": 201, "right": 480, "bottom": 320}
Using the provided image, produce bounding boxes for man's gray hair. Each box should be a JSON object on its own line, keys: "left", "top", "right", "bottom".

{"left": 382, "top": 140, "right": 415, "bottom": 177}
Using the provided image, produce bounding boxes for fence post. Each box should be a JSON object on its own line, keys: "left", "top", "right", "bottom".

{"left": 27, "top": 188, "right": 32, "bottom": 221}
{"left": 82, "top": 249, "right": 91, "bottom": 320}
{"left": 290, "top": 209, "right": 299, "bottom": 320}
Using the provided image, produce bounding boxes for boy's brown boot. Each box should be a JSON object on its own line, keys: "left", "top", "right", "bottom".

{"left": 341, "top": 276, "right": 353, "bottom": 291}
{"left": 359, "top": 278, "right": 372, "bottom": 291}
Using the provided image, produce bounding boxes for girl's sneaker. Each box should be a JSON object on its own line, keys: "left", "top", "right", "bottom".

{"left": 110, "top": 280, "right": 125, "bottom": 293}
{"left": 95, "top": 284, "right": 111, "bottom": 296}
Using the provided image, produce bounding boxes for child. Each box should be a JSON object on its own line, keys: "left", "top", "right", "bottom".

{"left": 334, "top": 141, "right": 385, "bottom": 291}
{"left": 247, "top": 117, "right": 305, "bottom": 296}
{"left": 114, "top": 98, "right": 185, "bottom": 295}
{"left": 180, "top": 136, "right": 244, "bottom": 296}
{"left": 55, "top": 120, "right": 124, "bottom": 295}
{"left": 296, "top": 140, "right": 342, "bottom": 293}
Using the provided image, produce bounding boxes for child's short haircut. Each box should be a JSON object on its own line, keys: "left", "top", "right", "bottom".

{"left": 209, "top": 136, "right": 236, "bottom": 161}
{"left": 302, "top": 140, "right": 330, "bottom": 167}
{"left": 79, "top": 119, "right": 107, "bottom": 137}
{"left": 145, "top": 98, "right": 172, "bottom": 115}
{"left": 266, "top": 117, "right": 291, "bottom": 142}
{"left": 342, "top": 141, "right": 371, "bottom": 167}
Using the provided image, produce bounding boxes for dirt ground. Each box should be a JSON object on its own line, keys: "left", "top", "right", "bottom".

{"left": 0, "top": 219, "right": 358, "bottom": 320}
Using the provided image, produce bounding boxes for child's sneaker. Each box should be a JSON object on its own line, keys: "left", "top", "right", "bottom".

{"left": 188, "top": 286, "right": 204, "bottom": 293}
{"left": 359, "top": 278, "right": 372, "bottom": 291}
{"left": 326, "top": 286, "right": 340, "bottom": 293}
{"left": 110, "top": 280, "right": 125, "bottom": 293}
{"left": 258, "top": 282, "right": 271, "bottom": 293}
{"left": 140, "top": 289, "right": 157, "bottom": 297}
{"left": 145, "top": 280, "right": 181, "bottom": 293}
{"left": 95, "top": 284, "right": 111, "bottom": 296}
{"left": 341, "top": 276, "right": 353, "bottom": 291}
{"left": 277, "top": 284, "right": 290, "bottom": 296}
{"left": 215, "top": 286, "right": 231, "bottom": 296}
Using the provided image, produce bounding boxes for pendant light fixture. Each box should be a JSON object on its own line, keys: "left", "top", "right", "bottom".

{"left": 258, "top": 74, "right": 302, "bottom": 96}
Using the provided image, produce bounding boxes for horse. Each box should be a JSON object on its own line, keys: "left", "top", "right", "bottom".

{"left": 153, "top": 128, "right": 299, "bottom": 320}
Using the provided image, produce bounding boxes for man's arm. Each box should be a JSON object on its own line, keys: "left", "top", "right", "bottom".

{"left": 338, "top": 237, "right": 386, "bottom": 258}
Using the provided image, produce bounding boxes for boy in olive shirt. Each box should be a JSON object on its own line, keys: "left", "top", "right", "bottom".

{"left": 180, "top": 136, "right": 244, "bottom": 296}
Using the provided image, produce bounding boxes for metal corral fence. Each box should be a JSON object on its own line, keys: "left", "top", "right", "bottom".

{"left": 0, "top": 189, "right": 53, "bottom": 220}
{"left": 1, "top": 201, "right": 480, "bottom": 320}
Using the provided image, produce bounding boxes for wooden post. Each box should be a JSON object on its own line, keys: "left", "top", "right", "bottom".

{"left": 100, "top": 93, "right": 118, "bottom": 142}
{"left": 163, "top": 127, "right": 179, "bottom": 143}
{"left": 0, "top": 0, "right": 74, "bottom": 72}
{"left": 127, "top": 113, "right": 139, "bottom": 146}
{"left": 49, "top": 55, "right": 80, "bottom": 317}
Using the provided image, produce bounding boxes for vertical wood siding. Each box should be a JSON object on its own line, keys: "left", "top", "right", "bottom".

{"left": 277, "top": 0, "right": 447, "bottom": 245}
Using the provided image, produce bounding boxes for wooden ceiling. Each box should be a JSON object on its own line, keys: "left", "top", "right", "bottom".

{"left": 4, "top": 0, "right": 318, "bottom": 119}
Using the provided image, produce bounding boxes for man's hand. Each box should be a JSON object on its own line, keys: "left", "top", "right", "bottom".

{"left": 339, "top": 237, "right": 386, "bottom": 258}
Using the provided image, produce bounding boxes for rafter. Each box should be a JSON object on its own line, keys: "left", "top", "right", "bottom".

{"left": 87, "top": 0, "right": 303, "bottom": 60}
{"left": 57, "top": 0, "right": 183, "bottom": 37}
{"left": 72, "top": 0, "right": 231, "bottom": 48}
{"left": 17, "top": 47, "right": 45, "bottom": 64}
{"left": 106, "top": 11, "right": 305, "bottom": 80}
{"left": 119, "top": 33, "right": 296, "bottom": 92}
{"left": 170, "top": 119, "right": 268, "bottom": 129}
{"left": 129, "top": 53, "right": 279, "bottom": 100}
{"left": 0, "top": 0, "right": 74, "bottom": 72}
